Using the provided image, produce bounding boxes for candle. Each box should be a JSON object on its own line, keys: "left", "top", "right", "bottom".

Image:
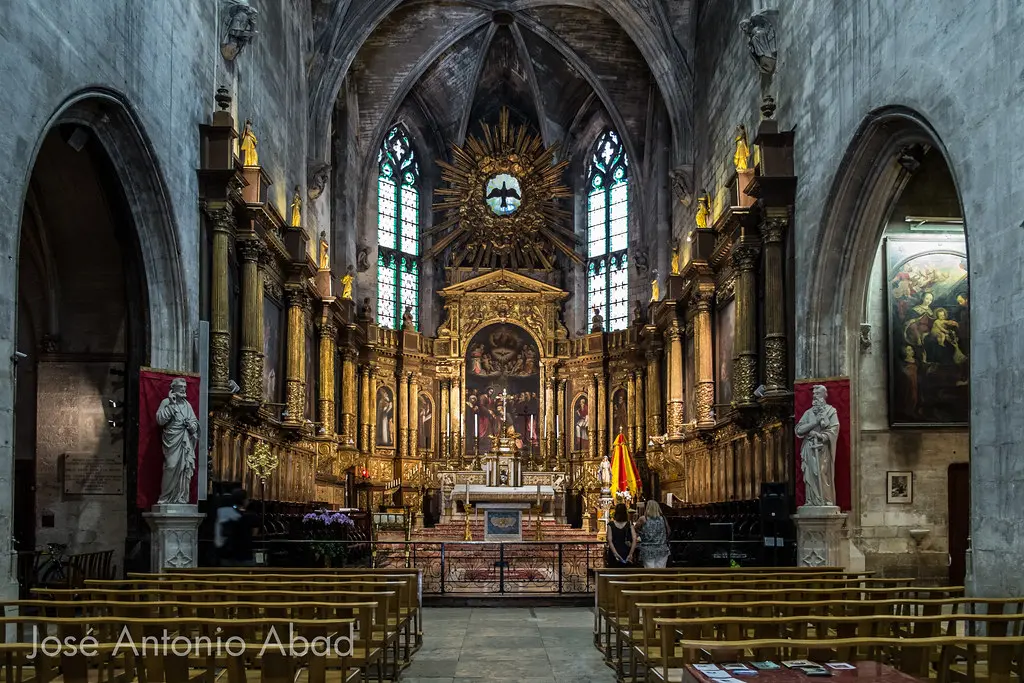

{"left": 474, "top": 414, "right": 479, "bottom": 438}
{"left": 556, "top": 415, "right": 560, "bottom": 437}
{"left": 465, "top": 482, "right": 469, "bottom": 505}
{"left": 536, "top": 484, "right": 541, "bottom": 507}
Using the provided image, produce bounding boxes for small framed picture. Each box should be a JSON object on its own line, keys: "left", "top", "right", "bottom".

{"left": 887, "top": 471, "right": 913, "bottom": 504}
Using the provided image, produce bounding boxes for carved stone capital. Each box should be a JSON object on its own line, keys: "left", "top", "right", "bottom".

{"left": 761, "top": 216, "right": 788, "bottom": 243}
{"left": 731, "top": 243, "right": 761, "bottom": 272}
{"left": 285, "top": 286, "right": 310, "bottom": 310}
{"left": 237, "top": 237, "right": 266, "bottom": 263}
{"left": 318, "top": 319, "right": 338, "bottom": 339}
{"left": 205, "top": 206, "right": 236, "bottom": 235}
{"left": 693, "top": 288, "right": 716, "bottom": 312}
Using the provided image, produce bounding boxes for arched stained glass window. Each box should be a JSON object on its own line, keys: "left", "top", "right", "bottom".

{"left": 586, "top": 130, "right": 629, "bottom": 331}
{"left": 377, "top": 126, "right": 420, "bottom": 329}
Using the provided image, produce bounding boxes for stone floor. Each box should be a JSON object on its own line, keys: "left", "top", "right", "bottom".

{"left": 401, "top": 606, "right": 615, "bottom": 682}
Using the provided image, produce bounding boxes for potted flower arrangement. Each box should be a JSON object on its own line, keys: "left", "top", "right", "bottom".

{"left": 302, "top": 510, "right": 355, "bottom": 567}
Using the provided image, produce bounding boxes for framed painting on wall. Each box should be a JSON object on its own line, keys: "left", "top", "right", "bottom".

{"left": 884, "top": 237, "right": 968, "bottom": 426}
{"left": 887, "top": 471, "right": 913, "bottom": 504}
{"left": 262, "top": 295, "right": 284, "bottom": 402}
{"left": 572, "top": 395, "right": 589, "bottom": 453}
{"left": 716, "top": 298, "right": 736, "bottom": 406}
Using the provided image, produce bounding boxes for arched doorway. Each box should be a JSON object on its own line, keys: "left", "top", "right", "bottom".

{"left": 805, "top": 108, "right": 969, "bottom": 581}
{"left": 12, "top": 94, "right": 186, "bottom": 582}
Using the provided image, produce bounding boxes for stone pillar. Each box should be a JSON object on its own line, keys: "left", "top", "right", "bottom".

{"left": 694, "top": 288, "right": 716, "bottom": 427}
{"left": 793, "top": 506, "right": 849, "bottom": 568}
{"left": 439, "top": 379, "right": 451, "bottom": 460}
{"left": 761, "top": 213, "right": 789, "bottom": 395}
{"left": 587, "top": 374, "right": 598, "bottom": 460}
{"left": 358, "top": 366, "right": 370, "bottom": 453}
{"left": 284, "top": 288, "right": 308, "bottom": 426}
{"left": 666, "top": 325, "right": 685, "bottom": 437}
{"left": 237, "top": 238, "right": 264, "bottom": 401}
{"left": 398, "top": 372, "right": 410, "bottom": 461}
{"left": 206, "top": 207, "right": 234, "bottom": 392}
{"left": 408, "top": 373, "right": 419, "bottom": 458}
{"left": 732, "top": 243, "right": 761, "bottom": 407}
{"left": 646, "top": 350, "right": 662, "bottom": 437}
{"left": 144, "top": 504, "right": 205, "bottom": 569}
{"left": 596, "top": 372, "right": 607, "bottom": 459}
{"left": 626, "top": 371, "right": 637, "bottom": 452}
{"left": 340, "top": 349, "right": 357, "bottom": 444}
{"left": 318, "top": 320, "right": 337, "bottom": 435}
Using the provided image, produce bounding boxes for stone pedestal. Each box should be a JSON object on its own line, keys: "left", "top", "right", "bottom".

{"left": 143, "top": 504, "right": 205, "bottom": 570}
{"left": 792, "top": 505, "right": 848, "bottom": 568}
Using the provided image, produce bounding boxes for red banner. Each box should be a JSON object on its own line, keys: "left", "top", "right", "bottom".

{"left": 794, "top": 378, "right": 851, "bottom": 511}
{"left": 137, "top": 369, "right": 200, "bottom": 509}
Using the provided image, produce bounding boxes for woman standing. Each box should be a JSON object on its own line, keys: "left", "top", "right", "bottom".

{"left": 635, "top": 500, "right": 670, "bottom": 568}
{"left": 606, "top": 503, "right": 637, "bottom": 567}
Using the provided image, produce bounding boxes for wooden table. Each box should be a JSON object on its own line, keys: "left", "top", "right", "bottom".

{"left": 683, "top": 663, "right": 925, "bottom": 682}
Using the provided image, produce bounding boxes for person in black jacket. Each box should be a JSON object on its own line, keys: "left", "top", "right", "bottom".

{"left": 214, "top": 488, "right": 258, "bottom": 566}
{"left": 605, "top": 503, "right": 637, "bottom": 567}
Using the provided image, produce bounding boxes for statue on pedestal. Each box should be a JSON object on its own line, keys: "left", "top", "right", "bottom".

{"left": 221, "top": 0, "right": 259, "bottom": 61}
{"left": 340, "top": 265, "right": 354, "bottom": 300}
{"left": 598, "top": 453, "right": 612, "bottom": 493}
{"left": 794, "top": 384, "right": 839, "bottom": 506}
{"left": 591, "top": 306, "right": 604, "bottom": 333}
{"left": 156, "top": 378, "right": 199, "bottom": 505}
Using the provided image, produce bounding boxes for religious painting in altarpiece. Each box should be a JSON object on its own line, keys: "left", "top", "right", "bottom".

{"left": 885, "top": 236, "right": 968, "bottom": 426}
{"left": 304, "top": 319, "right": 317, "bottom": 420}
{"left": 611, "top": 388, "right": 628, "bottom": 442}
{"left": 418, "top": 393, "right": 433, "bottom": 451}
{"left": 263, "top": 295, "right": 284, "bottom": 403}
{"left": 464, "top": 323, "right": 540, "bottom": 455}
{"left": 572, "top": 394, "right": 590, "bottom": 454}
{"left": 376, "top": 386, "right": 396, "bottom": 448}
{"left": 716, "top": 298, "right": 736, "bottom": 406}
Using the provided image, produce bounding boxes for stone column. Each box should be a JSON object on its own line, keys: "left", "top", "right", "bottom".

{"left": 646, "top": 350, "right": 662, "bottom": 436}
{"left": 340, "top": 349, "right": 357, "bottom": 444}
{"left": 732, "top": 243, "right": 761, "bottom": 407}
{"left": 694, "top": 288, "right": 716, "bottom": 427}
{"left": 398, "top": 372, "right": 410, "bottom": 461}
{"left": 666, "top": 325, "right": 685, "bottom": 437}
{"left": 793, "top": 506, "right": 849, "bottom": 568}
{"left": 761, "top": 213, "right": 789, "bottom": 395}
{"left": 439, "top": 379, "right": 451, "bottom": 460}
{"left": 408, "top": 373, "right": 419, "bottom": 458}
{"left": 626, "top": 371, "right": 637, "bottom": 452}
{"left": 237, "top": 238, "right": 264, "bottom": 401}
{"left": 206, "top": 206, "right": 234, "bottom": 392}
{"left": 358, "top": 366, "right": 370, "bottom": 453}
{"left": 318, "top": 320, "right": 337, "bottom": 435}
{"left": 587, "top": 374, "right": 598, "bottom": 459}
{"left": 284, "top": 288, "right": 308, "bottom": 426}
{"left": 596, "top": 372, "right": 607, "bottom": 459}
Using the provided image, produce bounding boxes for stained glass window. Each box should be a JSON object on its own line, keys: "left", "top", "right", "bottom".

{"left": 586, "top": 130, "right": 629, "bottom": 331}
{"left": 377, "top": 126, "right": 419, "bottom": 329}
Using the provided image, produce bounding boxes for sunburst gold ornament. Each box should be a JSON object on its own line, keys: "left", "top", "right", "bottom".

{"left": 424, "top": 109, "right": 580, "bottom": 270}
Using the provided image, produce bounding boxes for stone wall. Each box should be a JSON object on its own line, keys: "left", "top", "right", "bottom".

{"left": 695, "top": 0, "right": 1024, "bottom": 594}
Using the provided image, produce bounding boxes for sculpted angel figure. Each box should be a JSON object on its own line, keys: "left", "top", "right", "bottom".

{"left": 739, "top": 11, "right": 777, "bottom": 75}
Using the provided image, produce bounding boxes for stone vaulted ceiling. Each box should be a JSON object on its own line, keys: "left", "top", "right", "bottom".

{"left": 308, "top": 0, "right": 695, "bottom": 172}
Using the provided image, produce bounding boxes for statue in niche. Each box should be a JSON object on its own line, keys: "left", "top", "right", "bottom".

{"left": 695, "top": 192, "right": 710, "bottom": 229}
{"left": 670, "top": 244, "right": 680, "bottom": 275}
{"left": 318, "top": 231, "right": 330, "bottom": 270}
{"left": 307, "top": 162, "right": 330, "bottom": 200}
{"left": 631, "top": 242, "right": 649, "bottom": 275}
{"left": 402, "top": 306, "right": 414, "bottom": 330}
{"left": 650, "top": 270, "right": 660, "bottom": 303}
{"left": 358, "top": 297, "right": 373, "bottom": 321}
{"left": 632, "top": 300, "right": 644, "bottom": 327}
{"left": 239, "top": 119, "right": 258, "bottom": 166}
{"left": 156, "top": 378, "right": 199, "bottom": 505}
{"left": 734, "top": 124, "right": 751, "bottom": 171}
{"left": 739, "top": 11, "right": 777, "bottom": 76}
{"left": 794, "top": 385, "right": 839, "bottom": 507}
{"left": 221, "top": 0, "right": 259, "bottom": 61}
{"left": 290, "top": 187, "right": 302, "bottom": 227}
{"left": 590, "top": 306, "right": 604, "bottom": 333}
{"left": 340, "top": 265, "right": 354, "bottom": 300}
{"left": 598, "top": 454, "right": 612, "bottom": 492}
{"left": 356, "top": 247, "right": 370, "bottom": 272}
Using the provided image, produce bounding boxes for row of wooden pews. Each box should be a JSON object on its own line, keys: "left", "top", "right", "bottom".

{"left": 0, "top": 566, "right": 422, "bottom": 682}
{"left": 594, "top": 566, "right": 1024, "bottom": 682}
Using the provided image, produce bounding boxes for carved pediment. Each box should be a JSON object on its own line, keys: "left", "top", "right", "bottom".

{"left": 439, "top": 269, "right": 568, "bottom": 299}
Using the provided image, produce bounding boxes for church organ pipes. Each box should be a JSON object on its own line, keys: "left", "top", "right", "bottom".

{"left": 645, "top": 349, "right": 662, "bottom": 437}
{"left": 237, "top": 238, "right": 264, "bottom": 402}
{"left": 733, "top": 242, "right": 761, "bottom": 406}
{"left": 284, "top": 288, "right": 308, "bottom": 425}
{"left": 318, "top": 319, "right": 337, "bottom": 435}
{"left": 359, "top": 365, "right": 370, "bottom": 453}
{"left": 207, "top": 206, "right": 234, "bottom": 393}
{"left": 694, "top": 287, "right": 716, "bottom": 427}
{"left": 666, "top": 324, "right": 685, "bottom": 437}
{"left": 761, "top": 212, "right": 789, "bottom": 394}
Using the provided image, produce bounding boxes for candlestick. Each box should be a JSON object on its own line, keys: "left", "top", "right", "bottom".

{"left": 536, "top": 484, "right": 541, "bottom": 508}
{"left": 474, "top": 414, "right": 479, "bottom": 438}
{"left": 556, "top": 415, "right": 560, "bottom": 437}
{"left": 465, "top": 482, "right": 469, "bottom": 505}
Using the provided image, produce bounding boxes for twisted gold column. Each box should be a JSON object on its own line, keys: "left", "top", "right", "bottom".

{"left": 206, "top": 206, "right": 234, "bottom": 392}
{"left": 318, "top": 319, "right": 337, "bottom": 435}
{"left": 761, "top": 213, "right": 789, "bottom": 394}
{"left": 732, "top": 243, "right": 761, "bottom": 406}
{"left": 237, "top": 238, "right": 264, "bottom": 401}
{"left": 694, "top": 288, "right": 716, "bottom": 427}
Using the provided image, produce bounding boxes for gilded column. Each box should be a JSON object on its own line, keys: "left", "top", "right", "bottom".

{"left": 543, "top": 369, "right": 554, "bottom": 462}
{"left": 206, "top": 206, "right": 234, "bottom": 392}
{"left": 626, "top": 372, "right": 637, "bottom": 452}
{"left": 408, "top": 373, "right": 419, "bottom": 458}
{"left": 237, "top": 238, "right": 264, "bottom": 401}
{"left": 732, "top": 243, "right": 761, "bottom": 406}
{"left": 596, "top": 372, "right": 607, "bottom": 459}
{"left": 358, "top": 366, "right": 370, "bottom": 453}
{"left": 694, "top": 288, "right": 716, "bottom": 427}
{"left": 646, "top": 350, "right": 662, "bottom": 436}
{"left": 761, "top": 213, "right": 789, "bottom": 394}
{"left": 368, "top": 368, "right": 378, "bottom": 456}
{"left": 666, "top": 325, "right": 685, "bottom": 437}
{"left": 555, "top": 378, "right": 565, "bottom": 464}
{"left": 398, "top": 372, "right": 410, "bottom": 461}
{"left": 439, "top": 379, "right": 451, "bottom": 460}
{"left": 587, "top": 374, "right": 598, "bottom": 460}
{"left": 284, "top": 287, "right": 308, "bottom": 425}
{"left": 318, "top": 319, "right": 337, "bottom": 435}
{"left": 450, "top": 376, "right": 462, "bottom": 459}
{"left": 340, "top": 349, "right": 356, "bottom": 444}
{"left": 635, "top": 371, "right": 645, "bottom": 451}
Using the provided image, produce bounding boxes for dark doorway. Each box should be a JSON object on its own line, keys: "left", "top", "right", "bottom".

{"left": 947, "top": 462, "right": 970, "bottom": 585}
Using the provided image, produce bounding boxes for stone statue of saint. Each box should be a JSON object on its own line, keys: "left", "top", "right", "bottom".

{"left": 794, "top": 384, "right": 840, "bottom": 507}
{"left": 590, "top": 306, "right": 603, "bottom": 333}
{"left": 734, "top": 124, "right": 751, "bottom": 171}
{"left": 598, "top": 454, "right": 612, "bottom": 491}
{"left": 632, "top": 300, "right": 644, "bottom": 326}
{"left": 739, "top": 11, "right": 777, "bottom": 76}
{"left": 340, "top": 265, "right": 354, "bottom": 300}
{"left": 290, "top": 186, "right": 302, "bottom": 227}
{"left": 358, "top": 297, "right": 373, "bottom": 321}
{"left": 156, "top": 378, "right": 199, "bottom": 505}
{"left": 239, "top": 119, "right": 258, "bottom": 166}
{"left": 402, "top": 306, "right": 414, "bottom": 330}
{"left": 221, "top": 0, "right": 259, "bottom": 61}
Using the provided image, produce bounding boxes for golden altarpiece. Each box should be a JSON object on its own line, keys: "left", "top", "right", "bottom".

{"left": 195, "top": 97, "right": 798, "bottom": 523}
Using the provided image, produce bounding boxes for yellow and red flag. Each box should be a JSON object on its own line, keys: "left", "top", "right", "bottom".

{"left": 609, "top": 433, "right": 641, "bottom": 500}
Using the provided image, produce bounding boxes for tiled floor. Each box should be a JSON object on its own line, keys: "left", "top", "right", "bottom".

{"left": 401, "top": 606, "right": 615, "bottom": 682}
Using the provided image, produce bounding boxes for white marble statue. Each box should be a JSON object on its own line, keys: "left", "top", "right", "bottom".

{"left": 794, "top": 384, "right": 839, "bottom": 506}
{"left": 156, "top": 378, "right": 199, "bottom": 505}
{"left": 598, "top": 453, "right": 612, "bottom": 490}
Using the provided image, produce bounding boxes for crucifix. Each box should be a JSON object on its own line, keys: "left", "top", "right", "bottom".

{"left": 500, "top": 387, "right": 509, "bottom": 425}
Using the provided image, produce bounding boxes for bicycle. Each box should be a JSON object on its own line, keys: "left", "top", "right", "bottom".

{"left": 35, "top": 543, "right": 72, "bottom": 586}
